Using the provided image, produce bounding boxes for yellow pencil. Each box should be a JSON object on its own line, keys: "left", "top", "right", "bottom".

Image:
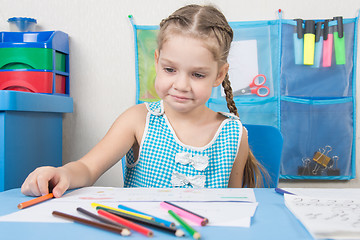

{"left": 91, "top": 203, "right": 154, "bottom": 221}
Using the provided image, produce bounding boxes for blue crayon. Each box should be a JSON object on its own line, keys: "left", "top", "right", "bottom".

{"left": 118, "top": 204, "right": 175, "bottom": 228}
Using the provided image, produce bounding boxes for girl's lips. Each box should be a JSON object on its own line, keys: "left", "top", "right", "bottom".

{"left": 171, "top": 94, "right": 190, "bottom": 101}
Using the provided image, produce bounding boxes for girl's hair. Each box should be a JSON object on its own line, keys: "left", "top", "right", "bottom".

{"left": 158, "top": 4, "right": 269, "bottom": 188}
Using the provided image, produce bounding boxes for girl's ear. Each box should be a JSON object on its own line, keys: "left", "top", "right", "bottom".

{"left": 213, "top": 63, "right": 229, "bottom": 87}
{"left": 154, "top": 49, "right": 160, "bottom": 70}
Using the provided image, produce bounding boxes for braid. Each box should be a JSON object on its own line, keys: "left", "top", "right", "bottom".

{"left": 211, "top": 24, "right": 233, "bottom": 40}
{"left": 221, "top": 73, "right": 238, "bottom": 117}
{"left": 160, "top": 15, "right": 190, "bottom": 28}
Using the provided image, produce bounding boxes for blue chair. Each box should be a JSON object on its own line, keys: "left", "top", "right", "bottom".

{"left": 244, "top": 124, "right": 283, "bottom": 188}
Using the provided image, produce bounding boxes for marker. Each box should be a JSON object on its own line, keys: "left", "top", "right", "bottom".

{"left": 293, "top": 19, "right": 304, "bottom": 65}
{"left": 275, "top": 188, "right": 295, "bottom": 195}
{"left": 333, "top": 16, "right": 346, "bottom": 65}
{"left": 323, "top": 20, "right": 333, "bottom": 67}
{"left": 303, "top": 20, "right": 316, "bottom": 65}
{"left": 18, "top": 193, "right": 54, "bottom": 209}
{"left": 313, "top": 21, "right": 323, "bottom": 68}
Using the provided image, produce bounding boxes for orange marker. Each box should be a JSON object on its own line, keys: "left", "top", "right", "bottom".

{"left": 17, "top": 193, "right": 54, "bottom": 209}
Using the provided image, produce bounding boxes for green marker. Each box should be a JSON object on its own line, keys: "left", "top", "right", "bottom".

{"left": 168, "top": 210, "right": 201, "bottom": 240}
{"left": 333, "top": 16, "right": 346, "bottom": 65}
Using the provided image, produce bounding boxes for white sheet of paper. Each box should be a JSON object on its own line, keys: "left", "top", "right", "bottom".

{"left": 54, "top": 187, "right": 256, "bottom": 203}
{"left": 284, "top": 194, "right": 360, "bottom": 239}
{"left": 282, "top": 188, "right": 360, "bottom": 199}
{"left": 0, "top": 200, "right": 257, "bottom": 227}
{"left": 0, "top": 187, "right": 258, "bottom": 228}
{"left": 223, "top": 40, "right": 258, "bottom": 96}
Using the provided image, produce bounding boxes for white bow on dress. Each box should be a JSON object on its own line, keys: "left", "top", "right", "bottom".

{"left": 170, "top": 171, "right": 206, "bottom": 188}
{"left": 175, "top": 152, "right": 209, "bottom": 171}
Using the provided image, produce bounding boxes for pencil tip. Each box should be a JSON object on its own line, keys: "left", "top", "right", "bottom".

{"left": 193, "top": 232, "right": 201, "bottom": 239}
{"left": 121, "top": 228, "right": 131, "bottom": 236}
{"left": 175, "top": 229, "right": 185, "bottom": 237}
{"left": 17, "top": 204, "right": 23, "bottom": 209}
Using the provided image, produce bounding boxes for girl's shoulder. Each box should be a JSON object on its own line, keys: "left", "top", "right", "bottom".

{"left": 123, "top": 101, "right": 162, "bottom": 120}
{"left": 119, "top": 103, "right": 148, "bottom": 128}
{"left": 218, "top": 111, "right": 240, "bottom": 121}
{"left": 125, "top": 102, "right": 148, "bottom": 116}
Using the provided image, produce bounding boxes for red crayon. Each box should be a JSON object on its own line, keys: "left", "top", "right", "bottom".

{"left": 97, "top": 209, "right": 153, "bottom": 237}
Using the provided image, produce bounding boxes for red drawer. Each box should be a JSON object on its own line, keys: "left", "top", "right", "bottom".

{"left": 0, "top": 71, "right": 66, "bottom": 94}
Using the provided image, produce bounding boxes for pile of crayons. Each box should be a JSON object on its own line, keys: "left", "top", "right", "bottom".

{"left": 17, "top": 194, "right": 208, "bottom": 239}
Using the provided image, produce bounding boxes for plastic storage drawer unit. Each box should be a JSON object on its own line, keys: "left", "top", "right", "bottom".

{"left": 0, "top": 90, "right": 73, "bottom": 191}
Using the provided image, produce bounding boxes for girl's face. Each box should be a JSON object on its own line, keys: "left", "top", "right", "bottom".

{"left": 154, "top": 35, "right": 228, "bottom": 114}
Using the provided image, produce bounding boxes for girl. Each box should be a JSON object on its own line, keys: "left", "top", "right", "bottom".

{"left": 21, "top": 4, "right": 265, "bottom": 198}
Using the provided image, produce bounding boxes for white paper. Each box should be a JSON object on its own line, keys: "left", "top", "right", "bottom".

{"left": 0, "top": 187, "right": 257, "bottom": 228}
{"left": 282, "top": 188, "right": 360, "bottom": 200}
{"left": 284, "top": 194, "right": 360, "bottom": 239}
{"left": 223, "top": 40, "right": 259, "bottom": 96}
{"left": 55, "top": 187, "right": 257, "bottom": 203}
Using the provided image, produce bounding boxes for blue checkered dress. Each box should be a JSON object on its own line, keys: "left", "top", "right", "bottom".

{"left": 124, "top": 101, "right": 243, "bottom": 188}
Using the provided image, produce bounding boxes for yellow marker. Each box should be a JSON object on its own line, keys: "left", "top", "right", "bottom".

{"left": 91, "top": 203, "right": 154, "bottom": 221}
{"left": 303, "top": 20, "right": 315, "bottom": 65}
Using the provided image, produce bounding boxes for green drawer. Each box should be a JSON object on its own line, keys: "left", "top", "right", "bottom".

{"left": 55, "top": 51, "right": 66, "bottom": 72}
{"left": 0, "top": 48, "right": 53, "bottom": 70}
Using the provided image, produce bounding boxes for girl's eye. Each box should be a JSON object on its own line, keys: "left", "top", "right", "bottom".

{"left": 193, "top": 72, "right": 205, "bottom": 78}
{"left": 164, "top": 67, "right": 175, "bottom": 73}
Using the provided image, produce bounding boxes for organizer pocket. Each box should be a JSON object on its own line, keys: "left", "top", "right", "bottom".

{"left": 208, "top": 97, "right": 278, "bottom": 128}
{"left": 222, "top": 21, "right": 279, "bottom": 100}
{"left": 136, "top": 29, "right": 159, "bottom": 103}
{"left": 280, "top": 98, "right": 353, "bottom": 179}
{"left": 280, "top": 21, "right": 355, "bottom": 98}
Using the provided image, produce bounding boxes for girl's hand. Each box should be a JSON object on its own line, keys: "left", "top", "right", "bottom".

{"left": 21, "top": 166, "right": 70, "bottom": 198}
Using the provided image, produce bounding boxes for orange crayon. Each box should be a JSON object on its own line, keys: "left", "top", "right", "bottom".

{"left": 18, "top": 193, "right": 54, "bottom": 209}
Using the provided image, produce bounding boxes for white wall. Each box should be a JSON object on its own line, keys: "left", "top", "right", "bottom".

{"left": 1, "top": 0, "right": 359, "bottom": 188}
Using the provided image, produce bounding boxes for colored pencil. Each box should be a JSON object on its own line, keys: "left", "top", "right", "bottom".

{"left": 275, "top": 188, "right": 295, "bottom": 195}
{"left": 168, "top": 210, "right": 201, "bottom": 240}
{"left": 97, "top": 209, "right": 154, "bottom": 237}
{"left": 97, "top": 206, "right": 184, "bottom": 237}
{"left": 18, "top": 193, "right": 54, "bottom": 209}
{"left": 76, "top": 207, "right": 128, "bottom": 229}
{"left": 52, "top": 211, "right": 131, "bottom": 236}
{"left": 91, "top": 203, "right": 154, "bottom": 221}
{"left": 118, "top": 204, "right": 176, "bottom": 227}
{"left": 161, "top": 201, "right": 208, "bottom": 226}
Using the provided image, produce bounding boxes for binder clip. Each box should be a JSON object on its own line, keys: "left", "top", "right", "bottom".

{"left": 298, "top": 157, "right": 312, "bottom": 175}
{"left": 327, "top": 156, "right": 340, "bottom": 176}
{"left": 312, "top": 145, "right": 334, "bottom": 175}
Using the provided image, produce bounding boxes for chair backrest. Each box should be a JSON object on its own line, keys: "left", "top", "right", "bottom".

{"left": 244, "top": 124, "right": 283, "bottom": 188}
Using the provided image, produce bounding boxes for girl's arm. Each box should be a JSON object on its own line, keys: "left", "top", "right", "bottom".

{"left": 228, "top": 126, "right": 249, "bottom": 188}
{"left": 21, "top": 104, "right": 148, "bottom": 197}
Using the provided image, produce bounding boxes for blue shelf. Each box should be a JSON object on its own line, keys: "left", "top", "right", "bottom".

{"left": 0, "top": 90, "right": 73, "bottom": 112}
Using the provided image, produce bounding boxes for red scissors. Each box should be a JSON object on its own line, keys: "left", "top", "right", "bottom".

{"left": 233, "top": 74, "right": 270, "bottom": 97}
